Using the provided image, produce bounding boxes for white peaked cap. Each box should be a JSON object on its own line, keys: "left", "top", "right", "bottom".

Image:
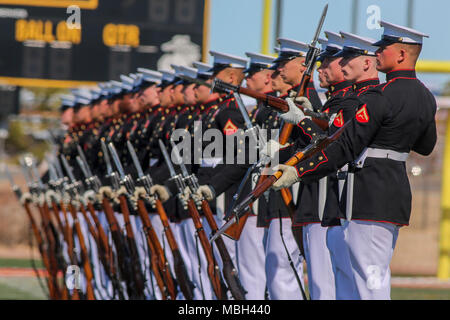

{"left": 339, "top": 31, "right": 378, "bottom": 56}
{"left": 137, "top": 68, "right": 162, "bottom": 84}
{"left": 373, "top": 20, "right": 429, "bottom": 46}
{"left": 209, "top": 50, "right": 248, "bottom": 69}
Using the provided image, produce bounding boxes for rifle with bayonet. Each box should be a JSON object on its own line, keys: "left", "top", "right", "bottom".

{"left": 45, "top": 158, "right": 81, "bottom": 300}
{"left": 59, "top": 155, "right": 96, "bottom": 300}
{"left": 210, "top": 80, "right": 329, "bottom": 130}
{"left": 99, "top": 140, "right": 147, "bottom": 300}
{"left": 213, "top": 119, "right": 350, "bottom": 241}
{"left": 5, "top": 164, "right": 60, "bottom": 300}
{"left": 170, "top": 141, "right": 247, "bottom": 300}
{"left": 159, "top": 139, "right": 227, "bottom": 300}
{"left": 127, "top": 140, "right": 194, "bottom": 300}
{"left": 216, "top": 4, "right": 329, "bottom": 248}
{"left": 74, "top": 146, "right": 126, "bottom": 300}
{"left": 20, "top": 157, "right": 68, "bottom": 300}
{"left": 107, "top": 141, "right": 175, "bottom": 300}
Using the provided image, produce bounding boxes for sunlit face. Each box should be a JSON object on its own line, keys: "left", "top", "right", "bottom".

{"left": 194, "top": 78, "right": 213, "bottom": 103}
{"left": 316, "top": 62, "right": 329, "bottom": 88}
{"left": 339, "top": 55, "right": 366, "bottom": 82}
{"left": 320, "top": 56, "right": 345, "bottom": 84}
{"left": 277, "top": 57, "right": 305, "bottom": 86}
{"left": 375, "top": 44, "right": 398, "bottom": 73}
{"left": 127, "top": 93, "right": 141, "bottom": 113}
{"left": 172, "top": 84, "right": 185, "bottom": 105}
{"left": 90, "top": 103, "right": 101, "bottom": 120}
{"left": 271, "top": 69, "right": 290, "bottom": 94}
{"left": 183, "top": 83, "right": 197, "bottom": 105}
{"left": 61, "top": 108, "right": 74, "bottom": 127}
{"left": 74, "top": 105, "right": 91, "bottom": 124}
{"left": 119, "top": 93, "right": 133, "bottom": 113}
{"left": 138, "top": 84, "right": 160, "bottom": 107}
{"left": 159, "top": 85, "right": 173, "bottom": 107}
{"left": 98, "top": 99, "right": 110, "bottom": 117}
{"left": 246, "top": 69, "right": 272, "bottom": 92}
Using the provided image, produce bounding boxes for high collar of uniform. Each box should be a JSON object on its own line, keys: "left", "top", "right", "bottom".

{"left": 352, "top": 78, "right": 380, "bottom": 91}
{"left": 329, "top": 80, "right": 352, "bottom": 94}
{"left": 386, "top": 69, "right": 416, "bottom": 81}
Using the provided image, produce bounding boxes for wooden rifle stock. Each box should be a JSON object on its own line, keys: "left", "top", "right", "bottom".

{"left": 38, "top": 202, "right": 63, "bottom": 299}
{"left": 23, "top": 201, "right": 60, "bottom": 300}
{"left": 101, "top": 197, "right": 142, "bottom": 299}
{"left": 135, "top": 198, "right": 177, "bottom": 300}
{"left": 225, "top": 76, "right": 314, "bottom": 242}
{"left": 117, "top": 195, "right": 147, "bottom": 299}
{"left": 85, "top": 201, "right": 125, "bottom": 300}
{"left": 237, "top": 84, "right": 329, "bottom": 131}
{"left": 153, "top": 198, "right": 194, "bottom": 300}
{"left": 232, "top": 121, "right": 349, "bottom": 219}
{"left": 67, "top": 202, "right": 96, "bottom": 300}
{"left": 48, "top": 201, "right": 76, "bottom": 300}
{"left": 201, "top": 200, "right": 246, "bottom": 300}
{"left": 186, "top": 199, "right": 226, "bottom": 300}
{"left": 136, "top": 199, "right": 170, "bottom": 300}
{"left": 59, "top": 201, "right": 80, "bottom": 300}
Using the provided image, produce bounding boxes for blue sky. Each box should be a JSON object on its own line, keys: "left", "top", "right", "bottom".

{"left": 208, "top": 0, "right": 450, "bottom": 93}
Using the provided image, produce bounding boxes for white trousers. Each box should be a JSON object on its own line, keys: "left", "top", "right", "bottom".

{"left": 235, "top": 215, "right": 266, "bottom": 300}
{"left": 340, "top": 220, "right": 399, "bottom": 300}
{"left": 326, "top": 224, "right": 359, "bottom": 300}
{"left": 265, "top": 217, "right": 304, "bottom": 300}
{"left": 181, "top": 217, "right": 215, "bottom": 300}
{"left": 303, "top": 223, "right": 335, "bottom": 300}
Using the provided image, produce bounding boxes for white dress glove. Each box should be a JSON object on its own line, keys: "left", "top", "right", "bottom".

{"left": 149, "top": 184, "right": 170, "bottom": 203}
{"left": 194, "top": 185, "right": 215, "bottom": 202}
{"left": 272, "top": 164, "right": 301, "bottom": 190}
{"left": 280, "top": 98, "right": 307, "bottom": 125}
{"left": 294, "top": 96, "right": 314, "bottom": 111}
{"left": 179, "top": 186, "right": 192, "bottom": 209}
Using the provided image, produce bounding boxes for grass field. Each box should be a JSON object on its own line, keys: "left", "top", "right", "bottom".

{"left": 0, "top": 258, "right": 449, "bottom": 300}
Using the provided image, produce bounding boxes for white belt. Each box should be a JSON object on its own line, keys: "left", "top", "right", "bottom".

{"left": 354, "top": 147, "right": 409, "bottom": 168}
{"left": 346, "top": 148, "right": 409, "bottom": 221}
{"left": 200, "top": 157, "right": 223, "bottom": 168}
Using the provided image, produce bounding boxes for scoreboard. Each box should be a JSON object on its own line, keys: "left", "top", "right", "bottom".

{"left": 0, "top": 0, "right": 207, "bottom": 88}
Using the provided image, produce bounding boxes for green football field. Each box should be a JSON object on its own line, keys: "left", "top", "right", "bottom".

{"left": 0, "top": 258, "right": 449, "bottom": 300}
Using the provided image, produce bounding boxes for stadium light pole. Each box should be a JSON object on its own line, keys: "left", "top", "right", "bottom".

{"left": 261, "top": 0, "right": 272, "bottom": 55}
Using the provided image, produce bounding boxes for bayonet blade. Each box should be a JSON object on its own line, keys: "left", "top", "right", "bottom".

{"left": 77, "top": 145, "right": 93, "bottom": 177}
{"left": 76, "top": 156, "right": 90, "bottom": 180}
{"left": 127, "top": 141, "right": 145, "bottom": 178}
{"left": 170, "top": 140, "right": 189, "bottom": 178}
{"left": 101, "top": 139, "right": 113, "bottom": 175}
{"left": 311, "top": 3, "right": 328, "bottom": 48}
{"left": 60, "top": 155, "right": 76, "bottom": 183}
{"left": 4, "top": 164, "right": 22, "bottom": 200}
{"left": 46, "top": 156, "right": 58, "bottom": 183}
{"left": 4, "top": 163, "right": 16, "bottom": 188}
{"left": 210, "top": 216, "right": 237, "bottom": 243}
{"left": 29, "top": 158, "right": 44, "bottom": 190}
{"left": 159, "top": 139, "right": 177, "bottom": 178}
{"left": 232, "top": 92, "right": 254, "bottom": 131}
{"left": 53, "top": 156, "right": 64, "bottom": 180}
{"left": 107, "top": 142, "right": 126, "bottom": 180}
{"left": 19, "top": 158, "right": 32, "bottom": 186}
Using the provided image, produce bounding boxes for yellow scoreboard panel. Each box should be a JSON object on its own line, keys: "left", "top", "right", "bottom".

{"left": 0, "top": 0, "right": 98, "bottom": 9}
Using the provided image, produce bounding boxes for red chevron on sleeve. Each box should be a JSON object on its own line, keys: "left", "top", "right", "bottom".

{"left": 355, "top": 104, "right": 369, "bottom": 123}
{"left": 223, "top": 119, "right": 238, "bottom": 135}
{"left": 333, "top": 110, "right": 344, "bottom": 127}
